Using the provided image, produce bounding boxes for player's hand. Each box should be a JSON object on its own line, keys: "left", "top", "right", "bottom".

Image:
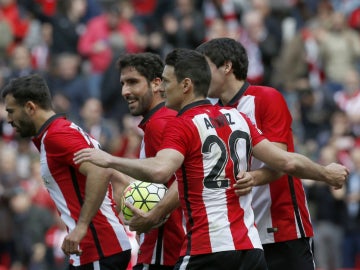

{"left": 61, "top": 224, "right": 87, "bottom": 256}
{"left": 124, "top": 202, "right": 160, "bottom": 233}
{"left": 324, "top": 163, "right": 349, "bottom": 190}
{"left": 74, "top": 148, "right": 111, "bottom": 168}
{"left": 234, "top": 171, "right": 254, "bottom": 196}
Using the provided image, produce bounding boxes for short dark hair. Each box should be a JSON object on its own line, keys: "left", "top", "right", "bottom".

{"left": 1, "top": 74, "right": 53, "bottom": 110}
{"left": 196, "top": 38, "right": 248, "bottom": 80}
{"left": 117, "top": 52, "right": 164, "bottom": 83}
{"left": 165, "top": 48, "right": 211, "bottom": 97}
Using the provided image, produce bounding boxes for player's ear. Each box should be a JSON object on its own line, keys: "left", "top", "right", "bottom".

{"left": 182, "top": 78, "right": 191, "bottom": 93}
{"left": 224, "top": 60, "right": 232, "bottom": 73}
{"left": 152, "top": 77, "right": 162, "bottom": 93}
{"left": 24, "top": 101, "right": 37, "bottom": 115}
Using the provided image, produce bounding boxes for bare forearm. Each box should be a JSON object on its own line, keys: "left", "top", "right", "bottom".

{"left": 149, "top": 181, "right": 180, "bottom": 223}
{"left": 249, "top": 167, "right": 284, "bottom": 186}
{"left": 284, "top": 152, "right": 338, "bottom": 184}
{"left": 108, "top": 156, "right": 169, "bottom": 184}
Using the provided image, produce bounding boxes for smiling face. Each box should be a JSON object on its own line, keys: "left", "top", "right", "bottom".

{"left": 161, "top": 65, "right": 183, "bottom": 111}
{"left": 4, "top": 94, "right": 37, "bottom": 137}
{"left": 120, "top": 66, "right": 154, "bottom": 116}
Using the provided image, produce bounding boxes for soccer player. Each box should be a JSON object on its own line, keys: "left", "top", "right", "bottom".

{"left": 1, "top": 74, "right": 132, "bottom": 269}
{"left": 195, "top": 37, "right": 320, "bottom": 270}
{"left": 73, "top": 48, "right": 348, "bottom": 270}
{"left": 117, "top": 52, "right": 185, "bottom": 270}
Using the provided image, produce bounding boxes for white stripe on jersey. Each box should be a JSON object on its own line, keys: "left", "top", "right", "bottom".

{"left": 236, "top": 96, "right": 277, "bottom": 244}
{"left": 223, "top": 109, "right": 262, "bottom": 250}
{"left": 178, "top": 255, "right": 190, "bottom": 270}
{"left": 238, "top": 95, "right": 257, "bottom": 125}
{"left": 40, "top": 131, "right": 81, "bottom": 266}
{"left": 94, "top": 260, "right": 100, "bottom": 270}
{"left": 139, "top": 138, "right": 146, "bottom": 159}
{"left": 251, "top": 185, "right": 274, "bottom": 243}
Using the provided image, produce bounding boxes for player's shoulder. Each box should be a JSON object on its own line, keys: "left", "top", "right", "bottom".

{"left": 247, "top": 85, "right": 284, "bottom": 99}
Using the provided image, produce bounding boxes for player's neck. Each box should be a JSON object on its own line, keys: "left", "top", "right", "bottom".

{"left": 221, "top": 79, "right": 245, "bottom": 105}
{"left": 35, "top": 110, "right": 56, "bottom": 133}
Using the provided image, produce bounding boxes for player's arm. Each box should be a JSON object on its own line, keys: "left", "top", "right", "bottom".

{"left": 252, "top": 139, "right": 349, "bottom": 189}
{"left": 73, "top": 148, "right": 184, "bottom": 184}
{"left": 234, "top": 167, "right": 282, "bottom": 196}
{"left": 109, "top": 170, "right": 134, "bottom": 213}
{"left": 125, "top": 181, "right": 180, "bottom": 233}
{"left": 62, "top": 162, "right": 112, "bottom": 256}
{"left": 234, "top": 142, "right": 285, "bottom": 193}
{"left": 248, "top": 142, "right": 285, "bottom": 186}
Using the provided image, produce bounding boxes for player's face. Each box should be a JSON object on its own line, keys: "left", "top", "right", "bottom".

{"left": 205, "top": 57, "right": 225, "bottom": 98}
{"left": 161, "top": 65, "right": 183, "bottom": 111}
{"left": 4, "top": 94, "right": 37, "bottom": 137}
{"left": 121, "top": 67, "right": 154, "bottom": 116}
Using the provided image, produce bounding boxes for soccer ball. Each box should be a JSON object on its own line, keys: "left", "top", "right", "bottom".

{"left": 122, "top": 180, "right": 168, "bottom": 221}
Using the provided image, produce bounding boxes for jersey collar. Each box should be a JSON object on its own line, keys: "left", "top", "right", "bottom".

{"left": 218, "top": 81, "right": 250, "bottom": 107}
{"left": 138, "top": 102, "right": 165, "bottom": 128}
{"left": 178, "top": 99, "right": 212, "bottom": 116}
{"left": 35, "top": 113, "right": 66, "bottom": 138}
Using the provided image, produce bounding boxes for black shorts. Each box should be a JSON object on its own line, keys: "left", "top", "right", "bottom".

{"left": 174, "top": 249, "right": 267, "bottom": 270}
{"left": 263, "top": 237, "right": 315, "bottom": 270}
{"left": 133, "top": 264, "right": 174, "bottom": 270}
{"left": 68, "top": 250, "right": 131, "bottom": 270}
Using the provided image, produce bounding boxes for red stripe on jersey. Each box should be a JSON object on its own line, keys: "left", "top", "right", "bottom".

{"left": 137, "top": 104, "right": 185, "bottom": 266}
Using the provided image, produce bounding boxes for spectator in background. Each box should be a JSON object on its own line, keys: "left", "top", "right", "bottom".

{"left": 100, "top": 53, "right": 130, "bottom": 130}
{"left": 249, "top": 0, "right": 283, "bottom": 48}
{"left": 78, "top": 0, "right": 142, "bottom": 98}
{"left": 6, "top": 44, "right": 38, "bottom": 81}
{"left": 317, "top": 11, "right": 360, "bottom": 93}
{"left": 0, "top": 17, "right": 13, "bottom": 60}
{"left": 326, "top": 110, "right": 356, "bottom": 170}
{"left": 79, "top": 97, "right": 120, "bottom": 153}
{"left": 306, "top": 144, "right": 346, "bottom": 270}
{"left": 239, "top": 9, "right": 279, "bottom": 86}
{"left": 20, "top": 159, "right": 57, "bottom": 214}
{"left": 202, "top": 0, "right": 240, "bottom": 39}
{"left": 0, "top": 193, "right": 15, "bottom": 269}
{"left": 25, "top": 22, "right": 52, "bottom": 72}
{"left": 0, "top": 0, "right": 29, "bottom": 49}
{"left": 18, "top": 0, "right": 57, "bottom": 23}
{"left": 8, "top": 187, "right": 55, "bottom": 270}
{"left": 205, "top": 17, "right": 238, "bottom": 40}
{"left": 46, "top": 53, "right": 90, "bottom": 122}
{"left": 334, "top": 68, "right": 360, "bottom": 137}
{"left": 342, "top": 147, "right": 360, "bottom": 268}
{"left": 161, "top": 0, "right": 205, "bottom": 54}
{"left": 49, "top": 0, "right": 87, "bottom": 56}
{"left": 0, "top": 145, "right": 21, "bottom": 192}
{"left": 112, "top": 114, "right": 142, "bottom": 159}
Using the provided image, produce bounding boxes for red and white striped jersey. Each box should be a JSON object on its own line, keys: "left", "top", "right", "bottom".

{"left": 160, "top": 100, "right": 264, "bottom": 257}
{"left": 219, "top": 82, "right": 314, "bottom": 244}
{"left": 32, "top": 115, "right": 131, "bottom": 266}
{"left": 137, "top": 103, "right": 185, "bottom": 266}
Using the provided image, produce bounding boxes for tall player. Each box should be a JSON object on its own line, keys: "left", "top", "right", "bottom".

{"left": 73, "top": 48, "right": 348, "bottom": 270}
{"left": 1, "top": 74, "right": 132, "bottom": 269}
{"left": 196, "top": 37, "right": 318, "bottom": 270}
{"left": 117, "top": 52, "right": 185, "bottom": 270}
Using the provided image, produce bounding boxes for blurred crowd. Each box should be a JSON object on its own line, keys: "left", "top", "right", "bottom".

{"left": 0, "top": 0, "right": 359, "bottom": 269}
